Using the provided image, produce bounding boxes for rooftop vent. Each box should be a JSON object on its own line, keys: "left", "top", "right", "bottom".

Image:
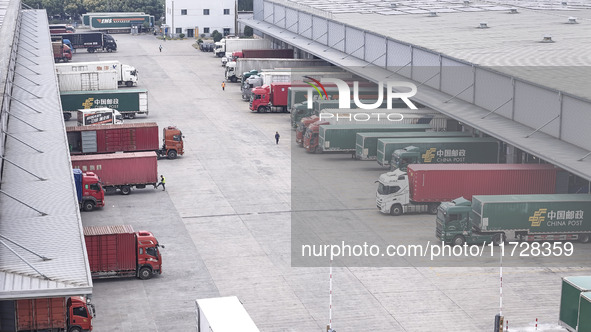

{"left": 561, "top": 1, "right": 568, "bottom": 5}
{"left": 463, "top": 0, "right": 470, "bottom": 6}
{"left": 567, "top": 17, "right": 578, "bottom": 24}
{"left": 390, "top": 3, "right": 397, "bottom": 7}
{"left": 478, "top": 22, "right": 489, "bottom": 29}
{"left": 428, "top": 11, "right": 437, "bottom": 17}
{"left": 541, "top": 35, "right": 554, "bottom": 43}
{"left": 509, "top": 8, "right": 518, "bottom": 14}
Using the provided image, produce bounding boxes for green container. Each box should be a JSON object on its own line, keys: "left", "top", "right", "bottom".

{"left": 356, "top": 131, "right": 472, "bottom": 160}
{"left": 60, "top": 89, "right": 148, "bottom": 115}
{"left": 376, "top": 136, "right": 499, "bottom": 166}
{"left": 560, "top": 276, "right": 591, "bottom": 331}
{"left": 471, "top": 194, "right": 591, "bottom": 233}
{"left": 90, "top": 15, "right": 150, "bottom": 29}
{"left": 319, "top": 124, "right": 430, "bottom": 152}
{"left": 578, "top": 292, "right": 591, "bottom": 332}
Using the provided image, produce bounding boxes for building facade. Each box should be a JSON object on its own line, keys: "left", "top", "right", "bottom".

{"left": 165, "top": 0, "right": 235, "bottom": 38}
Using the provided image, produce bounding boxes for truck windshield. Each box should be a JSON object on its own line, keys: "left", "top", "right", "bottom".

{"left": 377, "top": 183, "right": 400, "bottom": 195}
{"left": 146, "top": 246, "right": 159, "bottom": 258}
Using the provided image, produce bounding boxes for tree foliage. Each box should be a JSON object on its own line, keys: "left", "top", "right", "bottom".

{"left": 211, "top": 30, "right": 223, "bottom": 42}
{"left": 23, "top": 0, "right": 164, "bottom": 20}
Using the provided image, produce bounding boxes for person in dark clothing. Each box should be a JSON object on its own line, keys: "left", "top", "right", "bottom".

{"left": 159, "top": 44, "right": 162, "bottom": 52}
{"left": 155, "top": 175, "right": 166, "bottom": 191}
{"left": 275, "top": 132, "right": 280, "bottom": 144}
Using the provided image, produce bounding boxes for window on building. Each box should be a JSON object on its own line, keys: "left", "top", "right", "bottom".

{"left": 224, "top": 9, "right": 230, "bottom": 15}
{"left": 176, "top": 28, "right": 182, "bottom": 34}
{"left": 203, "top": 9, "right": 209, "bottom": 15}
{"left": 223, "top": 28, "right": 230, "bottom": 36}
{"left": 204, "top": 27, "right": 210, "bottom": 33}
{"left": 181, "top": 9, "right": 187, "bottom": 15}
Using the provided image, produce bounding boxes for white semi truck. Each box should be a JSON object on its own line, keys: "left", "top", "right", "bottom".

{"left": 55, "top": 60, "right": 139, "bottom": 87}
{"left": 195, "top": 296, "right": 259, "bottom": 332}
{"left": 213, "top": 38, "right": 271, "bottom": 57}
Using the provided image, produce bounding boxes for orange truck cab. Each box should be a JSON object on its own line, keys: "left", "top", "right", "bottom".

{"left": 159, "top": 126, "right": 184, "bottom": 159}
{"left": 296, "top": 115, "right": 319, "bottom": 145}
{"left": 73, "top": 169, "right": 105, "bottom": 212}
{"left": 303, "top": 121, "right": 329, "bottom": 153}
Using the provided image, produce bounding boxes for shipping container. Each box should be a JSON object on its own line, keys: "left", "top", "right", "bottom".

{"left": 71, "top": 152, "right": 158, "bottom": 194}
{"left": 16, "top": 298, "right": 67, "bottom": 331}
{"left": 560, "top": 276, "right": 591, "bottom": 332}
{"left": 376, "top": 136, "right": 499, "bottom": 166}
{"left": 356, "top": 131, "right": 473, "bottom": 160}
{"left": 84, "top": 225, "right": 137, "bottom": 276}
{"left": 240, "top": 49, "right": 294, "bottom": 58}
{"left": 577, "top": 292, "right": 591, "bottom": 332}
{"left": 195, "top": 296, "right": 260, "bottom": 332}
{"left": 89, "top": 15, "right": 150, "bottom": 30}
{"left": 318, "top": 124, "right": 432, "bottom": 153}
{"left": 61, "top": 89, "right": 148, "bottom": 119}
{"left": 57, "top": 70, "right": 118, "bottom": 92}
{"left": 52, "top": 32, "right": 117, "bottom": 52}
{"left": 409, "top": 164, "right": 559, "bottom": 203}
{"left": 67, "top": 123, "right": 159, "bottom": 154}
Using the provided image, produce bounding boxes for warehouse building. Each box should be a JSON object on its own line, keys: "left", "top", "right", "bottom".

{"left": 165, "top": 0, "right": 236, "bottom": 38}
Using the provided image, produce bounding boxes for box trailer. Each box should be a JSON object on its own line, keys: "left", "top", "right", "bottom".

{"left": 51, "top": 32, "right": 117, "bottom": 52}
{"left": 560, "top": 276, "right": 591, "bottom": 331}
{"left": 71, "top": 152, "right": 158, "bottom": 195}
{"left": 195, "top": 296, "right": 259, "bottom": 332}
{"left": 55, "top": 61, "right": 139, "bottom": 87}
{"left": 377, "top": 164, "right": 566, "bottom": 216}
{"left": 356, "top": 131, "right": 473, "bottom": 160}
{"left": 376, "top": 136, "right": 500, "bottom": 167}
{"left": 214, "top": 38, "right": 271, "bottom": 57}
{"left": 84, "top": 225, "right": 163, "bottom": 279}
{"left": 61, "top": 89, "right": 148, "bottom": 120}
{"left": 578, "top": 292, "right": 591, "bottom": 332}
{"left": 14, "top": 297, "right": 94, "bottom": 332}
{"left": 437, "top": 194, "right": 591, "bottom": 245}
{"left": 89, "top": 15, "right": 150, "bottom": 31}
{"left": 77, "top": 108, "right": 124, "bottom": 126}
{"left": 57, "top": 70, "right": 118, "bottom": 92}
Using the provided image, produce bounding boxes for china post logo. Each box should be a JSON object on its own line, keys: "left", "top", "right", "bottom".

{"left": 529, "top": 208, "right": 547, "bottom": 227}
{"left": 422, "top": 148, "right": 436, "bottom": 163}
{"left": 82, "top": 98, "right": 95, "bottom": 109}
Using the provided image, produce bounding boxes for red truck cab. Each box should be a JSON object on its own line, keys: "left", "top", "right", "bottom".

{"left": 296, "top": 115, "right": 319, "bottom": 145}
{"left": 249, "top": 82, "right": 291, "bottom": 113}
{"left": 303, "top": 121, "right": 329, "bottom": 153}
{"left": 161, "top": 126, "right": 184, "bottom": 159}
{"left": 73, "top": 169, "right": 105, "bottom": 211}
{"left": 137, "top": 230, "right": 163, "bottom": 278}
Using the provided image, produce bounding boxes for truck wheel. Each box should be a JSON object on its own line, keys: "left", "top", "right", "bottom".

{"left": 129, "top": 113, "right": 136, "bottom": 119}
{"left": 126, "top": 81, "right": 134, "bottom": 87}
{"left": 389, "top": 204, "right": 403, "bottom": 216}
{"left": 167, "top": 150, "right": 178, "bottom": 159}
{"left": 69, "top": 327, "right": 82, "bottom": 332}
{"left": 120, "top": 186, "right": 131, "bottom": 195}
{"left": 579, "top": 234, "right": 590, "bottom": 243}
{"left": 139, "top": 267, "right": 152, "bottom": 280}
{"left": 107, "top": 47, "right": 113, "bottom": 53}
{"left": 83, "top": 201, "right": 95, "bottom": 212}
{"left": 314, "top": 145, "right": 323, "bottom": 154}
{"left": 257, "top": 106, "right": 265, "bottom": 113}
{"left": 428, "top": 203, "right": 440, "bottom": 215}
{"left": 87, "top": 48, "right": 95, "bottom": 53}
{"left": 493, "top": 233, "right": 505, "bottom": 246}
{"left": 452, "top": 235, "right": 466, "bottom": 246}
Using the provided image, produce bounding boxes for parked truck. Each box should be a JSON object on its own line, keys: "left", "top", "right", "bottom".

{"left": 376, "top": 136, "right": 500, "bottom": 168}
{"left": 73, "top": 168, "right": 105, "bottom": 212}
{"left": 305, "top": 124, "right": 431, "bottom": 153}
{"left": 214, "top": 38, "right": 271, "bottom": 57}
{"left": 51, "top": 32, "right": 117, "bottom": 52}
{"left": 377, "top": 163, "right": 565, "bottom": 216}
{"left": 84, "top": 224, "right": 163, "bottom": 279}
{"left": 61, "top": 89, "right": 148, "bottom": 120}
{"left": 77, "top": 108, "right": 124, "bottom": 126}
{"left": 55, "top": 61, "right": 138, "bottom": 87}
{"left": 356, "top": 131, "right": 473, "bottom": 160}
{"left": 57, "top": 70, "right": 118, "bottom": 92}
{"left": 66, "top": 123, "right": 184, "bottom": 159}
{"left": 560, "top": 276, "right": 591, "bottom": 331}
{"left": 436, "top": 194, "right": 591, "bottom": 246}
{"left": 52, "top": 40, "right": 72, "bottom": 63}
{"left": 71, "top": 152, "right": 158, "bottom": 195}
{"left": 250, "top": 82, "right": 299, "bottom": 113}
{"left": 14, "top": 296, "right": 94, "bottom": 332}
{"left": 195, "top": 296, "right": 260, "bottom": 332}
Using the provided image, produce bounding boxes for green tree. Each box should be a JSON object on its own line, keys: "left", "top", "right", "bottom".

{"left": 211, "top": 30, "right": 223, "bottom": 42}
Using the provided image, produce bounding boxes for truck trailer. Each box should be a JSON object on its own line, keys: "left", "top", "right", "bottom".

{"left": 71, "top": 152, "right": 158, "bottom": 195}
{"left": 51, "top": 32, "right": 117, "bottom": 53}
{"left": 377, "top": 164, "right": 566, "bottom": 216}
{"left": 376, "top": 136, "right": 500, "bottom": 168}
{"left": 355, "top": 131, "right": 473, "bottom": 160}
{"left": 57, "top": 70, "right": 118, "bottom": 92}
{"left": 66, "top": 123, "right": 184, "bottom": 159}
{"left": 84, "top": 225, "right": 163, "bottom": 279}
{"left": 77, "top": 108, "right": 124, "bottom": 126}
{"left": 55, "top": 61, "right": 139, "bottom": 87}
{"left": 14, "top": 297, "right": 94, "bottom": 332}
{"left": 61, "top": 89, "right": 148, "bottom": 120}
{"left": 214, "top": 38, "right": 271, "bottom": 57}
{"left": 436, "top": 194, "right": 591, "bottom": 246}
{"left": 73, "top": 169, "right": 105, "bottom": 212}
{"left": 560, "top": 276, "right": 591, "bottom": 331}
{"left": 195, "top": 296, "right": 260, "bottom": 332}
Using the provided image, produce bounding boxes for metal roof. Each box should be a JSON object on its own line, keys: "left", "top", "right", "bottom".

{"left": 241, "top": 17, "right": 591, "bottom": 182}
{"left": 0, "top": 9, "right": 93, "bottom": 299}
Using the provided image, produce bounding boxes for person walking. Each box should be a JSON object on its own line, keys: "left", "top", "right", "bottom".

{"left": 159, "top": 44, "right": 162, "bottom": 52}
{"left": 155, "top": 175, "right": 166, "bottom": 191}
{"left": 275, "top": 131, "right": 280, "bottom": 144}
{"left": 221, "top": 81, "right": 226, "bottom": 91}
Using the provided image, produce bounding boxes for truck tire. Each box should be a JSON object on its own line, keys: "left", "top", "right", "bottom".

{"left": 257, "top": 106, "right": 266, "bottom": 113}
{"left": 389, "top": 204, "right": 403, "bottom": 216}
{"left": 120, "top": 186, "right": 131, "bottom": 195}
{"left": 87, "top": 48, "right": 95, "bottom": 53}
{"left": 167, "top": 150, "right": 178, "bottom": 159}
{"left": 126, "top": 81, "right": 134, "bottom": 87}
{"left": 493, "top": 233, "right": 505, "bottom": 246}
{"left": 138, "top": 267, "right": 152, "bottom": 280}
{"left": 428, "top": 203, "right": 440, "bottom": 215}
{"left": 83, "top": 201, "right": 95, "bottom": 212}
{"left": 107, "top": 47, "right": 113, "bottom": 53}
{"left": 579, "top": 234, "right": 590, "bottom": 243}
{"left": 69, "top": 327, "right": 82, "bottom": 332}
{"left": 452, "top": 235, "right": 466, "bottom": 246}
